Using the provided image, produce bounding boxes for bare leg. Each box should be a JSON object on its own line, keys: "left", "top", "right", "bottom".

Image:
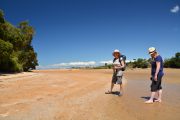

{"left": 145, "top": 92, "right": 156, "bottom": 103}
{"left": 105, "top": 83, "right": 114, "bottom": 94}
{"left": 158, "top": 89, "right": 162, "bottom": 100}
{"left": 110, "top": 83, "right": 114, "bottom": 92}
{"left": 120, "top": 84, "right": 123, "bottom": 95}
{"left": 155, "top": 89, "right": 162, "bottom": 102}
{"left": 156, "top": 91, "right": 159, "bottom": 98}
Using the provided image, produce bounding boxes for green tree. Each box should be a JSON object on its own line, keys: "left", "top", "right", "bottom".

{"left": 0, "top": 39, "right": 23, "bottom": 72}
{"left": 0, "top": 39, "right": 13, "bottom": 59}
{"left": 132, "top": 58, "right": 149, "bottom": 68}
{"left": 17, "top": 21, "right": 38, "bottom": 71}
{"left": 0, "top": 9, "right": 38, "bottom": 72}
{"left": 164, "top": 52, "right": 180, "bottom": 68}
{"left": 0, "top": 10, "right": 5, "bottom": 23}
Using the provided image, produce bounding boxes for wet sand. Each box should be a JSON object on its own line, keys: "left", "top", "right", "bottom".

{"left": 0, "top": 69, "right": 180, "bottom": 120}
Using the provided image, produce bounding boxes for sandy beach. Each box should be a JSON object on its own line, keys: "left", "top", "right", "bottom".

{"left": 0, "top": 68, "right": 180, "bottom": 120}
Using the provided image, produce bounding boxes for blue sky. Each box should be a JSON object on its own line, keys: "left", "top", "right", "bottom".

{"left": 1, "top": 0, "right": 180, "bottom": 68}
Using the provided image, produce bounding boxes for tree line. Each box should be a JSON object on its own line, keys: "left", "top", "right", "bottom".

{"left": 0, "top": 9, "right": 38, "bottom": 72}
{"left": 95, "top": 52, "right": 180, "bottom": 69}
{"left": 126, "top": 52, "right": 180, "bottom": 69}
{"left": 164, "top": 52, "right": 180, "bottom": 68}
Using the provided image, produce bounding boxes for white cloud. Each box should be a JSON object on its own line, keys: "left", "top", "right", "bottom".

{"left": 69, "top": 61, "right": 96, "bottom": 66}
{"left": 37, "top": 59, "right": 140, "bottom": 69}
{"left": 126, "top": 59, "right": 136, "bottom": 63}
{"left": 37, "top": 61, "right": 96, "bottom": 69}
{"left": 36, "top": 65, "right": 53, "bottom": 70}
{"left": 99, "top": 60, "right": 113, "bottom": 65}
{"left": 170, "top": 5, "right": 179, "bottom": 13}
{"left": 99, "top": 59, "right": 134, "bottom": 64}
{"left": 51, "top": 61, "right": 96, "bottom": 67}
{"left": 125, "top": 60, "right": 130, "bottom": 63}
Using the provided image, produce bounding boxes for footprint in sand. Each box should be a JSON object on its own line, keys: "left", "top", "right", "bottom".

{"left": 0, "top": 112, "right": 9, "bottom": 117}
{"left": 0, "top": 84, "right": 7, "bottom": 88}
{"left": 36, "top": 97, "right": 44, "bottom": 101}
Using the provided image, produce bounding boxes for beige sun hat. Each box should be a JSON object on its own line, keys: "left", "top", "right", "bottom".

{"left": 113, "top": 49, "right": 120, "bottom": 56}
{"left": 148, "top": 47, "right": 156, "bottom": 54}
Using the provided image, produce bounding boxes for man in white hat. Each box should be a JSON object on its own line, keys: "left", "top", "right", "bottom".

{"left": 145, "top": 47, "right": 164, "bottom": 103}
{"left": 105, "top": 49, "right": 125, "bottom": 96}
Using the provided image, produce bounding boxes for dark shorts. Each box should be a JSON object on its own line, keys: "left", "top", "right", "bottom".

{"left": 151, "top": 75, "right": 163, "bottom": 92}
{"left": 112, "top": 74, "right": 122, "bottom": 84}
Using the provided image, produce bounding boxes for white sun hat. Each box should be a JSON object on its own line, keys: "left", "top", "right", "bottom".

{"left": 148, "top": 47, "right": 156, "bottom": 54}
{"left": 113, "top": 49, "right": 120, "bottom": 56}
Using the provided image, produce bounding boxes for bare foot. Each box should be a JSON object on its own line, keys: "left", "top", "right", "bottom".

{"left": 145, "top": 100, "right": 153, "bottom": 104}
{"left": 154, "top": 99, "right": 162, "bottom": 103}
{"left": 105, "top": 90, "right": 112, "bottom": 94}
{"left": 119, "top": 92, "right": 123, "bottom": 96}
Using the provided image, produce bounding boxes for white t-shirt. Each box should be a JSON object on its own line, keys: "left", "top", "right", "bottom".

{"left": 113, "top": 58, "right": 123, "bottom": 76}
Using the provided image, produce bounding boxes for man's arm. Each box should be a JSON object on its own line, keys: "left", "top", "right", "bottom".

{"left": 154, "top": 61, "right": 160, "bottom": 81}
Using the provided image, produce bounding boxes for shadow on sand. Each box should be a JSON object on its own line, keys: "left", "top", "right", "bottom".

{"left": 105, "top": 91, "right": 121, "bottom": 96}
{"left": 141, "top": 96, "right": 150, "bottom": 100}
{"left": 141, "top": 96, "right": 158, "bottom": 101}
{"left": 111, "top": 91, "right": 120, "bottom": 96}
